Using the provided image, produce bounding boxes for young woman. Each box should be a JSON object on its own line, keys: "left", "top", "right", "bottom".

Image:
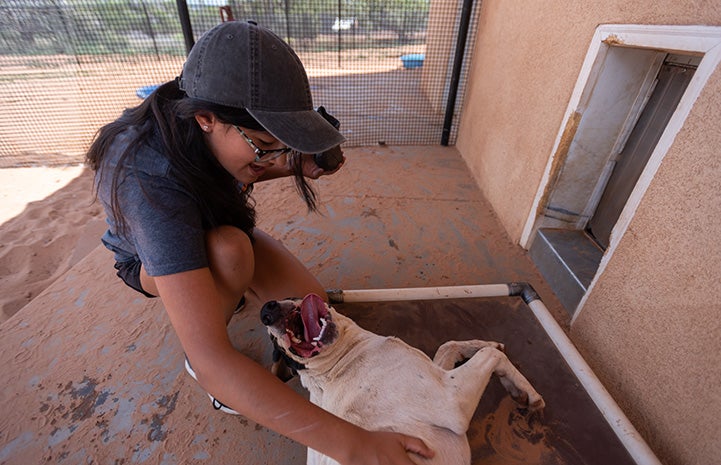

{"left": 86, "top": 20, "right": 432, "bottom": 465}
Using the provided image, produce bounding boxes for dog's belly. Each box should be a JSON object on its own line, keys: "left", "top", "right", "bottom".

{"left": 306, "top": 338, "right": 474, "bottom": 464}
{"left": 309, "top": 410, "right": 471, "bottom": 465}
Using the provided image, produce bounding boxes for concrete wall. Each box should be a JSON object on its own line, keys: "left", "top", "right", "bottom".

{"left": 454, "top": 2, "right": 721, "bottom": 465}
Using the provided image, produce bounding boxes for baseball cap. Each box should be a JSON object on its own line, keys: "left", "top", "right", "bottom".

{"left": 178, "top": 20, "right": 345, "bottom": 154}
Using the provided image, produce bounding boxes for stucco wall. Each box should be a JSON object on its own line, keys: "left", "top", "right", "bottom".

{"left": 573, "top": 73, "right": 721, "bottom": 463}
{"left": 454, "top": 2, "right": 721, "bottom": 465}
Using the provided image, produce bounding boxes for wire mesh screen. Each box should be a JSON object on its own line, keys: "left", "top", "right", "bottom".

{"left": 0, "top": 0, "right": 479, "bottom": 168}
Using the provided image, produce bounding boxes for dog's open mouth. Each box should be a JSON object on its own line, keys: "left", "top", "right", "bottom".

{"left": 286, "top": 294, "right": 334, "bottom": 358}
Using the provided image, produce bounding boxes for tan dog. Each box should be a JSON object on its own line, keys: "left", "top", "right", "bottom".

{"left": 261, "top": 293, "right": 545, "bottom": 465}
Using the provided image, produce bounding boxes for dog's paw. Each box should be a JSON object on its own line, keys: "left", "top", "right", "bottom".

{"left": 510, "top": 389, "right": 545, "bottom": 413}
{"left": 517, "top": 397, "right": 546, "bottom": 429}
{"left": 528, "top": 396, "right": 545, "bottom": 412}
{"left": 513, "top": 394, "right": 546, "bottom": 429}
{"left": 511, "top": 390, "right": 529, "bottom": 406}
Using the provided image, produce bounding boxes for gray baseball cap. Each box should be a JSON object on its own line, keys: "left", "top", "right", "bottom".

{"left": 178, "top": 21, "right": 345, "bottom": 154}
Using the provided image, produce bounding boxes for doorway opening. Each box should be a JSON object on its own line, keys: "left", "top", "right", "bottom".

{"left": 521, "top": 25, "right": 721, "bottom": 317}
{"left": 587, "top": 54, "right": 699, "bottom": 249}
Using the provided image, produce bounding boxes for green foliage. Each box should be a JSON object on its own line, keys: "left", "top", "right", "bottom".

{"left": 0, "top": 0, "right": 184, "bottom": 56}
{"left": 0, "top": 0, "right": 430, "bottom": 56}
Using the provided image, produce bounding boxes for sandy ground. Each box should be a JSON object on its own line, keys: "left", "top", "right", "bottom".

{"left": 0, "top": 166, "right": 106, "bottom": 323}
{"left": 0, "top": 45, "right": 429, "bottom": 168}
{"left": 0, "top": 165, "right": 86, "bottom": 225}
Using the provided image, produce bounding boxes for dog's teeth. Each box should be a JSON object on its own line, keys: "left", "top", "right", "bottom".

{"left": 285, "top": 329, "right": 302, "bottom": 344}
{"left": 313, "top": 318, "right": 329, "bottom": 342}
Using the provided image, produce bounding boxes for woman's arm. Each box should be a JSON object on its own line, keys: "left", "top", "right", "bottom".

{"left": 154, "top": 268, "right": 432, "bottom": 465}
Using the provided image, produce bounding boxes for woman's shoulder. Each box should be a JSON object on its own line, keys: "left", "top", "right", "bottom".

{"left": 108, "top": 126, "right": 172, "bottom": 178}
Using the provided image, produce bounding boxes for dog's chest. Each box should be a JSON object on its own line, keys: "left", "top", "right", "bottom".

{"left": 302, "top": 336, "right": 450, "bottom": 429}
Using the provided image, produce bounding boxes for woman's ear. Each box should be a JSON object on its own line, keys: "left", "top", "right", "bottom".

{"left": 194, "top": 113, "right": 216, "bottom": 132}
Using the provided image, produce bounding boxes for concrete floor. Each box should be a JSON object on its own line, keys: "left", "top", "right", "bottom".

{"left": 253, "top": 144, "right": 566, "bottom": 320}
{"left": 0, "top": 145, "right": 575, "bottom": 464}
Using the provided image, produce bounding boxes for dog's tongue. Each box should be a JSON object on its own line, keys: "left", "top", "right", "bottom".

{"left": 301, "top": 293, "right": 324, "bottom": 342}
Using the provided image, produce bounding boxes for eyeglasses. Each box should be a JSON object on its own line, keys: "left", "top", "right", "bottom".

{"left": 234, "top": 126, "right": 291, "bottom": 164}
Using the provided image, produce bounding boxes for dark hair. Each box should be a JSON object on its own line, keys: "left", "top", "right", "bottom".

{"left": 86, "top": 79, "right": 320, "bottom": 237}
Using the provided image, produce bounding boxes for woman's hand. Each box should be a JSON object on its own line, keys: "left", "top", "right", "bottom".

{"left": 341, "top": 429, "right": 435, "bottom": 465}
{"left": 299, "top": 150, "right": 346, "bottom": 179}
{"left": 254, "top": 149, "right": 345, "bottom": 183}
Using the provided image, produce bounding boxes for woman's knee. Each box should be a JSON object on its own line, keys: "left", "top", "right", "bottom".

{"left": 250, "top": 229, "right": 326, "bottom": 302}
{"left": 205, "top": 225, "right": 254, "bottom": 287}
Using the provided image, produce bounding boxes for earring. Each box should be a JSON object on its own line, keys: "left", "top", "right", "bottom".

{"left": 202, "top": 125, "right": 209, "bottom": 131}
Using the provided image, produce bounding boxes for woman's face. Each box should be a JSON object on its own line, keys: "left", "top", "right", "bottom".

{"left": 203, "top": 123, "right": 288, "bottom": 184}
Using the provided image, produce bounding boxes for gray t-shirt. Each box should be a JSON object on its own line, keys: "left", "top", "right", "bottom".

{"left": 97, "top": 128, "right": 209, "bottom": 277}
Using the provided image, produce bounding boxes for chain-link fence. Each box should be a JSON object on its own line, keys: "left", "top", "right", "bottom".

{"left": 0, "top": 0, "right": 479, "bottom": 167}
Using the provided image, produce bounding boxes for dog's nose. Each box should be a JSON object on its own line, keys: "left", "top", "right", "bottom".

{"left": 261, "top": 301, "right": 282, "bottom": 326}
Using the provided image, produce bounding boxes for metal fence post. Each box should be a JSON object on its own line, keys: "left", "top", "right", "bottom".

{"left": 176, "top": 0, "right": 195, "bottom": 55}
{"left": 441, "top": 0, "right": 473, "bottom": 146}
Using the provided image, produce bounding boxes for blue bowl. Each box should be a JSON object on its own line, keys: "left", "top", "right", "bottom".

{"left": 401, "top": 53, "right": 425, "bottom": 69}
{"left": 136, "top": 84, "right": 160, "bottom": 99}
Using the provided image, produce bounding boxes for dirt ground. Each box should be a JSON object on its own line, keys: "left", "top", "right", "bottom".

{"left": 0, "top": 167, "right": 104, "bottom": 322}
{"left": 0, "top": 44, "right": 429, "bottom": 168}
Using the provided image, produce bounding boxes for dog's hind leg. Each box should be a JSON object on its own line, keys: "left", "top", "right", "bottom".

{"left": 491, "top": 353, "right": 545, "bottom": 412}
{"left": 432, "top": 340, "right": 504, "bottom": 370}
{"left": 461, "top": 346, "right": 544, "bottom": 410}
{"left": 440, "top": 344, "right": 545, "bottom": 432}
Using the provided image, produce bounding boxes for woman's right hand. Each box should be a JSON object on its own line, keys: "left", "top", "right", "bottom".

{"left": 295, "top": 150, "right": 345, "bottom": 179}
{"left": 342, "top": 429, "right": 434, "bottom": 465}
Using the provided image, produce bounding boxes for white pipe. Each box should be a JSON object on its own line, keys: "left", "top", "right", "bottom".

{"left": 327, "top": 284, "right": 510, "bottom": 303}
{"left": 525, "top": 299, "right": 662, "bottom": 465}
{"left": 329, "top": 284, "right": 662, "bottom": 465}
